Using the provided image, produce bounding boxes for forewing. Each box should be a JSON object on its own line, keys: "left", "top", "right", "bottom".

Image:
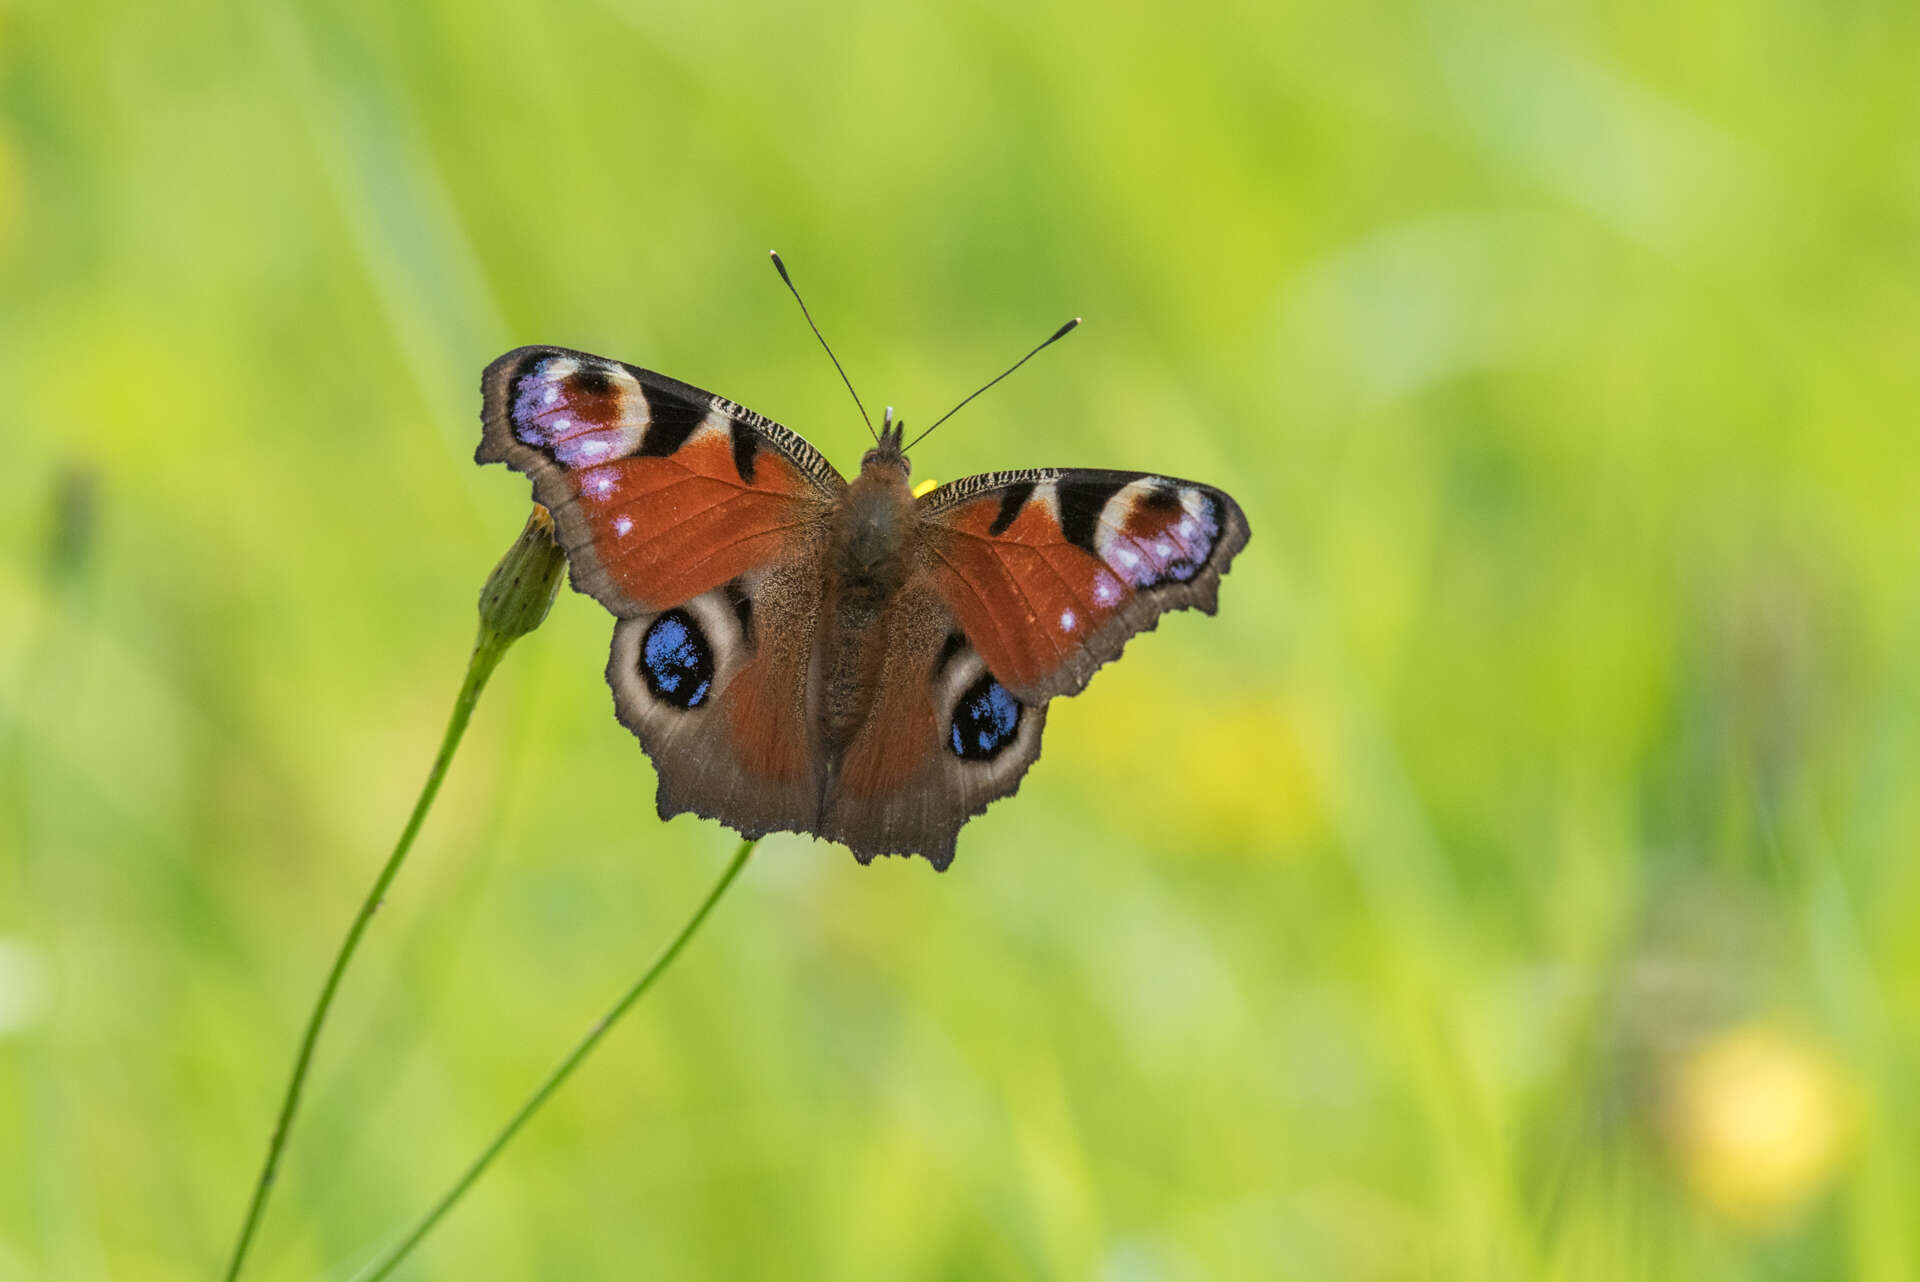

{"left": 479, "top": 345, "right": 845, "bottom": 616}
{"left": 917, "top": 469, "right": 1250, "bottom": 703}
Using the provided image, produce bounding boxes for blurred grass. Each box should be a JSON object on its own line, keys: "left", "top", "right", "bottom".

{"left": 3, "top": 0, "right": 1918, "bottom": 1279}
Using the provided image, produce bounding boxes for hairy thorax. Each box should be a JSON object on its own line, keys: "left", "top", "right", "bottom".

{"left": 817, "top": 455, "right": 917, "bottom": 760}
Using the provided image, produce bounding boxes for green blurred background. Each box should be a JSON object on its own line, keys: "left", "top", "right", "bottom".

{"left": 3, "top": 0, "right": 1916, "bottom": 1278}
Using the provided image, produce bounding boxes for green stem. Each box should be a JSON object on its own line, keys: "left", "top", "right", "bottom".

{"left": 350, "top": 837, "right": 759, "bottom": 1282}
{"left": 221, "top": 633, "right": 511, "bottom": 1282}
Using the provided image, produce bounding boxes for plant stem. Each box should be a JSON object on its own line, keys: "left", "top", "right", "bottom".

{"left": 221, "top": 633, "right": 512, "bottom": 1282}
{"left": 350, "top": 837, "right": 759, "bottom": 1282}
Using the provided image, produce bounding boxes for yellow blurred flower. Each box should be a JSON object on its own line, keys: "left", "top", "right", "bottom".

{"left": 1661, "top": 1022, "right": 1857, "bottom": 1230}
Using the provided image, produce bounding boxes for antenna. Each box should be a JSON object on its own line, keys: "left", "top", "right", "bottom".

{"left": 904, "top": 317, "right": 1080, "bottom": 453}
{"left": 769, "top": 251, "right": 876, "bottom": 444}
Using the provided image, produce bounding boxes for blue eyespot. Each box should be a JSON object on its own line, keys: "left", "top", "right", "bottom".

{"left": 641, "top": 610, "right": 712, "bottom": 709}
{"left": 949, "top": 672, "right": 1022, "bottom": 761}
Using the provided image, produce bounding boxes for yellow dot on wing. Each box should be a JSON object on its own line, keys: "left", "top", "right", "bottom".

{"left": 911, "top": 478, "right": 940, "bottom": 498}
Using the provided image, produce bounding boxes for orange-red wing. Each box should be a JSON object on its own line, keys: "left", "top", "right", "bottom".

{"left": 478, "top": 346, "right": 845, "bottom": 616}
{"left": 919, "top": 469, "right": 1250, "bottom": 702}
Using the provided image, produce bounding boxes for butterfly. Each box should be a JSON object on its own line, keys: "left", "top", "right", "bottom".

{"left": 477, "top": 286, "right": 1249, "bottom": 869}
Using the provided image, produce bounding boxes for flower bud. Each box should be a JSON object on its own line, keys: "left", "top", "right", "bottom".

{"left": 477, "top": 504, "right": 567, "bottom": 646}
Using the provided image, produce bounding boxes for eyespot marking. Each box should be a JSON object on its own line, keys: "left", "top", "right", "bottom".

{"left": 640, "top": 610, "right": 713, "bottom": 709}
{"left": 949, "top": 671, "right": 1022, "bottom": 761}
{"left": 512, "top": 357, "right": 641, "bottom": 460}
{"left": 1097, "top": 485, "right": 1225, "bottom": 590}
{"left": 570, "top": 367, "right": 614, "bottom": 397}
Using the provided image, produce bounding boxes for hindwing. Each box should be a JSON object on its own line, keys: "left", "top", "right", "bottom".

{"left": 816, "top": 581, "right": 1046, "bottom": 868}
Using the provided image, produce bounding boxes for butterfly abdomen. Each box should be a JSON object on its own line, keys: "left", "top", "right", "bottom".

{"left": 817, "top": 458, "right": 918, "bottom": 770}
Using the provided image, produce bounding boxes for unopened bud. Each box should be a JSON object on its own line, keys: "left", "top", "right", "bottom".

{"left": 477, "top": 505, "right": 567, "bottom": 646}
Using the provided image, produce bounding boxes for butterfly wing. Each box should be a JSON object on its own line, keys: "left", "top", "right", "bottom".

{"left": 478, "top": 345, "right": 845, "bottom": 615}
{"left": 604, "top": 562, "right": 1047, "bottom": 869}
{"left": 480, "top": 352, "right": 1251, "bottom": 867}
{"left": 605, "top": 559, "right": 829, "bottom": 841}
{"left": 816, "top": 465, "right": 1250, "bottom": 869}
{"left": 480, "top": 345, "right": 843, "bottom": 838}
{"left": 805, "top": 579, "right": 1044, "bottom": 868}
{"left": 916, "top": 469, "right": 1250, "bottom": 703}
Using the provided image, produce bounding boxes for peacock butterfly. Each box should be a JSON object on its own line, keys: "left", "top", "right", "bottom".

{"left": 477, "top": 262, "right": 1250, "bottom": 868}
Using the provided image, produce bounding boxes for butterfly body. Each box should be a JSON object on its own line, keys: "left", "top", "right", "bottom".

{"left": 479, "top": 344, "right": 1248, "bottom": 868}
{"left": 817, "top": 431, "right": 920, "bottom": 785}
